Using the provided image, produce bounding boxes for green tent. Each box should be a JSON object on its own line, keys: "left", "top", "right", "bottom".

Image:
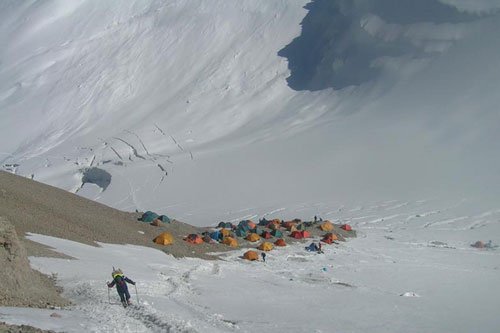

{"left": 158, "top": 215, "right": 171, "bottom": 223}
{"left": 235, "top": 228, "right": 247, "bottom": 238}
{"left": 271, "top": 229, "right": 283, "bottom": 238}
{"left": 141, "top": 211, "right": 159, "bottom": 222}
{"left": 296, "top": 223, "right": 306, "bottom": 230}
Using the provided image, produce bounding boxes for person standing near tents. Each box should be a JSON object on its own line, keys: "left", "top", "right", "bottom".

{"left": 107, "top": 268, "right": 136, "bottom": 307}
{"left": 261, "top": 252, "right": 266, "bottom": 262}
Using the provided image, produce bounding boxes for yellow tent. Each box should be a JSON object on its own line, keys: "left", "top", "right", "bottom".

{"left": 153, "top": 232, "right": 174, "bottom": 245}
{"left": 223, "top": 237, "right": 238, "bottom": 247}
{"left": 243, "top": 250, "right": 259, "bottom": 261}
{"left": 220, "top": 228, "right": 232, "bottom": 237}
{"left": 246, "top": 233, "right": 261, "bottom": 242}
{"left": 258, "top": 242, "right": 273, "bottom": 251}
{"left": 320, "top": 221, "right": 334, "bottom": 231}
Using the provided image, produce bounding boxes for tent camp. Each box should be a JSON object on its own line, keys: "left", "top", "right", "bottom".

{"left": 243, "top": 250, "right": 259, "bottom": 261}
{"left": 185, "top": 234, "right": 203, "bottom": 244}
{"left": 274, "top": 238, "right": 286, "bottom": 247}
{"left": 246, "top": 233, "right": 261, "bottom": 242}
{"left": 258, "top": 242, "right": 274, "bottom": 251}
{"left": 320, "top": 221, "right": 334, "bottom": 231}
{"left": 153, "top": 232, "right": 174, "bottom": 245}
{"left": 223, "top": 237, "right": 238, "bottom": 247}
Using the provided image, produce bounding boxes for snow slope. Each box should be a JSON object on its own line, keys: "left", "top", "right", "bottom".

{"left": 1, "top": 198, "right": 499, "bottom": 332}
{"left": 1, "top": 0, "right": 499, "bottom": 224}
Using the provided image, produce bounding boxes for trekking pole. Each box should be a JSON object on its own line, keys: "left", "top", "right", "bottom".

{"left": 106, "top": 283, "right": 111, "bottom": 304}
{"left": 134, "top": 284, "right": 139, "bottom": 304}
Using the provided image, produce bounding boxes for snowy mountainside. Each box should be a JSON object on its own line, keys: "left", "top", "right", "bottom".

{"left": 1, "top": 0, "right": 500, "bottom": 224}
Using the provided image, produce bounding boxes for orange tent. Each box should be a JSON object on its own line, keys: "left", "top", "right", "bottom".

{"left": 322, "top": 233, "right": 338, "bottom": 244}
{"left": 185, "top": 234, "right": 203, "bottom": 244}
{"left": 246, "top": 233, "right": 261, "bottom": 242}
{"left": 302, "top": 230, "right": 311, "bottom": 238}
{"left": 223, "top": 237, "right": 238, "bottom": 247}
{"left": 153, "top": 232, "right": 174, "bottom": 245}
{"left": 274, "top": 238, "right": 286, "bottom": 247}
{"left": 258, "top": 242, "right": 274, "bottom": 251}
{"left": 247, "top": 220, "right": 256, "bottom": 230}
{"left": 319, "top": 221, "right": 334, "bottom": 231}
{"left": 243, "top": 250, "right": 259, "bottom": 261}
{"left": 290, "top": 231, "right": 303, "bottom": 239}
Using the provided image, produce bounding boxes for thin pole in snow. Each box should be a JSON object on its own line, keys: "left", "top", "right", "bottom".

{"left": 135, "top": 284, "right": 139, "bottom": 304}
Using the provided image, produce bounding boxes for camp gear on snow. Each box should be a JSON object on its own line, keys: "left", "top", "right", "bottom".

{"left": 153, "top": 232, "right": 174, "bottom": 245}
{"left": 243, "top": 250, "right": 259, "bottom": 261}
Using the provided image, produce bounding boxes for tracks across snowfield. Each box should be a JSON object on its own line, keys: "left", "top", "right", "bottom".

{"left": 4, "top": 198, "right": 499, "bottom": 333}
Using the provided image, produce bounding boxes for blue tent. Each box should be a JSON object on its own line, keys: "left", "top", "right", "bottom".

{"left": 210, "top": 230, "right": 222, "bottom": 241}
{"left": 305, "top": 243, "right": 319, "bottom": 252}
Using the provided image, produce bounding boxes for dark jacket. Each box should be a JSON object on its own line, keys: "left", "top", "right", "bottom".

{"left": 108, "top": 274, "right": 135, "bottom": 293}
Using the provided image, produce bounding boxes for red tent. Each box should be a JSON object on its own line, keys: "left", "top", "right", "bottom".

{"left": 290, "top": 231, "right": 303, "bottom": 239}
{"left": 341, "top": 224, "right": 352, "bottom": 231}
{"left": 261, "top": 231, "right": 272, "bottom": 239}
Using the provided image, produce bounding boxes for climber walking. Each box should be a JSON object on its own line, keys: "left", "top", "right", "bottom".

{"left": 107, "top": 268, "right": 136, "bottom": 307}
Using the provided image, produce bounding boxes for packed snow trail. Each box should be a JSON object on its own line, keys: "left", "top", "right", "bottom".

{"left": 1, "top": 198, "right": 498, "bottom": 332}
